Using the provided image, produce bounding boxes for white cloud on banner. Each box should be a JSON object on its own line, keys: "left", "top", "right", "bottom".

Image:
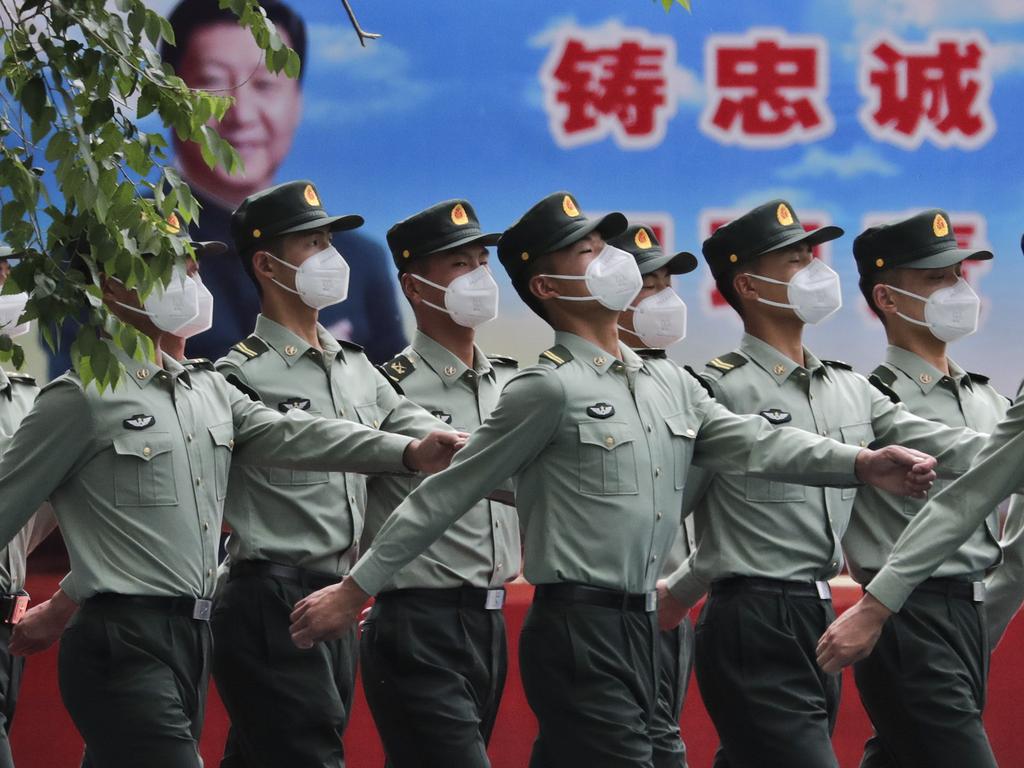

{"left": 848, "top": 0, "right": 1024, "bottom": 29}
{"left": 990, "top": 42, "right": 1024, "bottom": 74}
{"left": 775, "top": 144, "right": 901, "bottom": 181}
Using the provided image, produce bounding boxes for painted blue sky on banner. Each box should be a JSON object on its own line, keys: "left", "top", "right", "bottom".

{"left": 146, "top": 0, "right": 1024, "bottom": 392}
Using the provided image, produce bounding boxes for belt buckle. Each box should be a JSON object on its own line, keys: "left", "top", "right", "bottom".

{"left": 644, "top": 590, "right": 658, "bottom": 613}
{"left": 815, "top": 581, "right": 832, "bottom": 600}
{"left": 8, "top": 595, "right": 28, "bottom": 625}
{"left": 484, "top": 589, "right": 505, "bottom": 610}
{"left": 972, "top": 581, "right": 986, "bottom": 603}
{"left": 192, "top": 598, "right": 213, "bottom": 621}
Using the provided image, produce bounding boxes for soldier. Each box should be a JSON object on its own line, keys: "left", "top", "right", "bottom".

{"left": 290, "top": 191, "right": 937, "bottom": 768}
{"left": 358, "top": 199, "right": 516, "bottom": 767}
{"left": 0, "top": 225, "right": 461, "bottom": 767}
{"left": 655, "top": 201, "right": 988, "bottom": 768}
{"left": 822, "top": 211, "right": 1017, "bottom": 767}
{"left": 211, "top": 181, "right": 458, "bottom": 768}
{"left": 609, "top": 223, "right": 699, "bottom": 768}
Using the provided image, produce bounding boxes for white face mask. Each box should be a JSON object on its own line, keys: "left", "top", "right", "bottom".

{"left": 271, "top": 245, "right": 350, "bottom": 310}
{"left": 116, "top": 266, "right": 201, "bottom": 334}
{"left": 885, "top": 277, "right": 980, "bottom": 343}
{"left": 620, "top": 287, "right": 687, "bottom": 349}
{"left": 746, "top": 258, "right": 842, "bottom": 325}
{"left": 410, "top": 265, "right": 499, "bottom": 328}
{"left": 173, "top": 274, "right": 214, "bottom": 339}
{"left": 540, "top": 244, "right": 643, "bottom": 312}
{"left": 0, "top": 292, "right": 30, "bottom": 338}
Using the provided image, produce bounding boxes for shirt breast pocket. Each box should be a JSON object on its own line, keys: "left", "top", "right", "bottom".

{"left": 664, "top": 412, "right": 698, "bottom": 490}
{"left": 355, "top": 402, "right": 388, "bottom": 430}
{"left": 112, "top": 432, "right": 178, "bottom": 508}
{"left": 839, "top": 422, "right": 875, "bottom": 500}
{"left": 577, "top": 421, "right": 639, "bottom": 496}
{"left": 266, "top": 410, "right": 331, "bottom": 487}
{"left": 207, "top": 422, "right": 235, "bottom": 501}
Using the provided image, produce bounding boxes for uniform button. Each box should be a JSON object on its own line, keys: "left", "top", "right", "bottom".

{"left": 228, "top": 439, "right": 235, "bottom": 450}
{"left": 195, "top": 477, "right": 202, "bottom": 487}
{"left": 339, "top": 409, "right": 345, "bottom": 417}
{"left": 654, "top": 467, "right": 662, "bottom": 477}
{"left": 187, "top": 434, "right": 193, "bottom": 442}
{"left": 646, "top": 424, "right": 653, "bottom": 433}
{"left": 372, "top": 419, "right": 380, "bottom": 428}
{"left": 859, "top": 440, "right": 866, "bottom": 447}
{"left": 820, "top": 430, "right": 827, "bottom": 436}
{"left": 831, "top": 561, "right": 838, "bottom": 568}
{"left": 656, "top": 512, "right": 663, "bottom": 520}
{"left": 207, "top": 568, "right": 214, "bottom": 577}
{"left": 685, "top": 428, "right": 696, "bottom": 437}
{"left": 142, "top": 446, "right": 151, "bottom": 457}
{"left": 650, "top": 555, "right": 657, "bottom": 562}
{"left": 604, "top": 436, "right": 615, "bottom": 447}
{"left": 284, "top": 345, "right": 298, "bottom": 356}
{"left": 496, "top": 562, "right": 503, "bottom": 570}
{"left": 203, "top": 522, "right": 210, "bottom": 531}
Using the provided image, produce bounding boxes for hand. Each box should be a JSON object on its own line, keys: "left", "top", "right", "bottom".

{"left": 403, "top": 430, "right": 469, "bottom": 474}
{"left": 656, "top": 579, "right": 689, "bottom": 631}
{"left": 855, "top": 446, "right": 936, "bottom": 498}
{"left": 816, "top": 592, "right": 892, "bottom": 673}
{"left": 289, "top": 577, "right": 370, "bottom": 649}
{"left": 10, "top": 589, "right": 78, "bottom": 656}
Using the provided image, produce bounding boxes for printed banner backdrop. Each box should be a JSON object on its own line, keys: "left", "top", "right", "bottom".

{"left": 127, "top": 0, "right": 1024, "bottom": 393}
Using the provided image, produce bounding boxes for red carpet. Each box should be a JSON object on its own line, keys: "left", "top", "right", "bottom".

{"left": 10, "top": 575, "right": 1024, "bottom": 766}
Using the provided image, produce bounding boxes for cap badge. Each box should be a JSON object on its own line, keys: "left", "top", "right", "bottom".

{"left": 451, "top": 204, "right": 469, "bottom": 226}
{"left": 303, "top": 184, "right": 321, "bottom": 207}
{"left": 933, "top": 214, "right": 949, "bottom": 238}
{"left": 562, "top": 195, "right": 580, "bottom": 218}
{"left": 635, "top": 228, "right": 652, "bottom": 250}
{"left": 776, "top": 204, "right": 794, "bottom": 227}
{"left": 164, "top": 213, "right": 182, "bottom": 235}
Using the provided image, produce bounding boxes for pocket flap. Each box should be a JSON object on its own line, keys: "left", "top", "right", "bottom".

{"left": 840, "top": 422, "right": 875, "bottom": 448}
{"left": 208, "top": 422, "right": 235, "bottom": 450}
{"left": 112, "top": 432, "right": 174, "bottom": 462}
{"left": 577, "top": 421, "right": 635, "bottom": 451}
{"left": 664, "top": 411, "right": 699, "bottom": 440}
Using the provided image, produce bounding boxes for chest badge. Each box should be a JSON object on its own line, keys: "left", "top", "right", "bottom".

{"left": 278, "top": 397, "right": 312, "bottom": 413}
{"left": 586, "top": 402, "right": 615, "bottom": 419}
{"left": 123, "top": 414, "right": 156, "bottom": 430}
{"left": 430, "top": 409, "right": 453, "bottom": 425}
{"left": 759, "top": 408, "right": 791, "bottom": 425}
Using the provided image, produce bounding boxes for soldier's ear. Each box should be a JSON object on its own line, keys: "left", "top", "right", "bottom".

{"left": 399, "top": 271, "right": 422, "bottom": 305}
{"left": 733, "top": 271, "right": 758, "bottom": 301}
{"left": 251, "top": 250, "right": 275, "bottom": 283}
{"left": 529, "top": 272, "right": 561, "bottom": 302}
{"left": 873, "top": 282, "right": 899, "bottom": 316}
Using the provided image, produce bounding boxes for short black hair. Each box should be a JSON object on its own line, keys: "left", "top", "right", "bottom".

{"left": 860, "top": 269, "right": 892, "bottom": 324}
{"left": 512, "top": 252, "right": 554, "bottom": 321}
{"left": 714, "top": 265, "right": 746, "bottom": 318}
{"left": 240, "top": 234, "right": 286, "bottom": 299}
{"left": 160, "top": 0, "right": 307, "bottom": 84}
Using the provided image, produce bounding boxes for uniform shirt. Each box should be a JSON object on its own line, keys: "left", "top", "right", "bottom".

{"left": 844, "top": 346, "right": 1004, "bottom": 584}
{"left": 666, "top": 334, "right": 988, "bottom": 607}
{"left": 0, "top": 346, "right": 414, "bottom": 601}
{"left": 0, "top": 369, "right": 54, "bottom": 594}
{"left": 216, "top": 315, "right": 447, "bottom": 576}
{"left": 363, "top": 330, "right": 519, "bottom": 590}
{"left": 868, "top": 391, "right": 1024, "bottom": 613}
{"left": 350, "top": 331, "right": 866, "bottom": 598}
{"left": 988, "top": 495, "right": 1024, "bottom": 648}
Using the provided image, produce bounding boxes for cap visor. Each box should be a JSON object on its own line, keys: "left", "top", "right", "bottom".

{"left": 424, "top": 231, "right": 502, "bottom": 255}
{"left": 756, "top": 225, "right": 845, "bottom": 256}
{"left": 638, "top": 250, "right": 699, "bottom": 276}
{"left": 546, "top": 212, "right": 628, "bottom": 253}
{"left": 279, "top": 214, "right": 365, "bottom": 236}
{"left": 903, "top": 248, "right": 993, "bottom": 269}
{"left": 191, "top": 240, "right": 228, "bottom": 257}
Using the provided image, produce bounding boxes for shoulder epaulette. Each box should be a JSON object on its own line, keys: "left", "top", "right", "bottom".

{"left": 539, "top": 344, "right": 573, "bottom": 368}
{"left": 224, "top": 373, "right": 261, "bottom": 402}
{"left": 966, "top": 371, "right": 990, "bottom": 385}
{"left": 181, "top": 358, "right": 215, "bottom": 372}
{"left": 635, "top": 348, "right": 666, "bottom": 360}
{"left": 684, "top": 365, "right": 715, "bottom": 398}
{"left": 706, "top": 352, "right": 747, "bottom": 374}
{"left": 868, "top": 364, "right": 900, "bottom": 404}
{"left": 821, "top": 359, "right": 853, "bottom": 371}
{"left": 381, "top": 354, "right": 415, "bottom": 385}
{"left": 6, "top": 373, "right": 35, "bottom": 386}
{"left": 338, "top": 339, "right": 364, "bottom": 353}
{"left": 487, "top": 354, "right": 518, "bottom": 367}
{"left": 231, "top": 335, "right": 268, "bottom": 360}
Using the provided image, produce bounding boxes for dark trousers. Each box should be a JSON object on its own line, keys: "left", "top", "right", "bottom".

{"left": 212, "top": 573, "right": 358, "bottom": 768}
{"left": 360, "top": 590, "right": 508, "bottom": 768}
{"left": 520, "top": 599, "right": 659, "bottom": 768}
{"left": 855, "top": 588, "right": 995, "bottom": 768}
{"left": 651, "top": 620, "right": 694, "bottom": 768}
{"left": 695, "top": 587, "right": 840, "bottom": 768}
{"left": 60, "top": 598, "right": 212, "bottom": 768}
{"left": 0, "top": 624, "right": 23, "bottom": 768}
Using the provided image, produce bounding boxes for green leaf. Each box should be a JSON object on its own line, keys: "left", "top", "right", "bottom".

{"left": 20, "top": 77, "right": 46, "bottom": 121}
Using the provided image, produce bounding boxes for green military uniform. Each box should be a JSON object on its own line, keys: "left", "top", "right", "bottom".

{"left": 211, "top": 181, "right": 445, "bottom": 768}
{"left": 609, "top": 223, "right": 699, "bottom": 768}
{"left": 349, "top": 192, "right": 874, "bottom": 768}
{"left": 847, "top": 212, "right": 1006, "bottom": 768}
{"left": 665, "top": 202, "right": 987, "bottom": 768}
{"left": 0, "top": 345, "right": 415, "bottom": 763}
{"left": 359, "top": 200, "right": 517, "bottom": 768}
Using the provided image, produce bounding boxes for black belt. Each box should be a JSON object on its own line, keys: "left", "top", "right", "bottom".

{"left": 533, "top": 583, "right": 657, "bottom": 613}
{"left": 229, "top": 560, "right": 342, "bottom": 591}
{"left": 711, "top": 576, "right": 833, "bottom": 600}
{"left": 86, "top": 593, "right": 213, "bottom": 621}
{"left": 377, "top": 586, "right": 506, "bottom": 611}
{"left": 911, "top": 577, "right": 986, "bottom": 603}
{"left": 0, "top": 594, "right": 28, "bottom": 625}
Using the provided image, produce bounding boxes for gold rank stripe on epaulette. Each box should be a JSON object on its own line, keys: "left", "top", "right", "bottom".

{"left": 232, "top": 335, "right": 268, "bottom": 360}
{"left": 539, "top": 345, "right": 573, "bottom": 367}
{"left": 382, "top": 354, "right": 415, "bottom": 384}
{"left": 821, "top": 359, "right": 853, "bottom": 371}
{"left": 706, "top": 352, "right": 747, "bottom": 374}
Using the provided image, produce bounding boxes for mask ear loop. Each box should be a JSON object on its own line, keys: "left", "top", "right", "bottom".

{"left": 882, "top": 284, "right": 933, "bottom": 329}
{"left": 743, "top": 273, "right": 801, "bottom": 311}
{"left": 408, "top": 273, "right": 454, "bottom": 316}
{"left": 263, "top": 252, "right": 304, "bottom": 297}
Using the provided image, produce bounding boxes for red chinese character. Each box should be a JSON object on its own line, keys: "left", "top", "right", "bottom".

{"left": 702, "top": 29, "right": 834, "bottom": 148}
{"left": 541, "top": 23, "right": 677, "bottom": 149}
{"left": 859, "top": 34, "right": 995, "bottom": 149}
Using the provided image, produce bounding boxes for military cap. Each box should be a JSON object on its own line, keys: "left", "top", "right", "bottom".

{"left": 497, "top": 192, "right": 627, "bottom": 286}
{"left": 386, "top": 199, "right": 500, "bottom": 270}
{"left": 608, "top": 224, "right": 697, "bottom": 276}
{"left": 854, "top": 209, "right": 992, "bottom": 275}
{"left": 702, "top": 199, "right": 843, "bottom": 280}
{"left": 161, "top": 212, "right": 227, "bottom": 258}
{"left": 231, "top": 180, "right": 363, "bottom": 255}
